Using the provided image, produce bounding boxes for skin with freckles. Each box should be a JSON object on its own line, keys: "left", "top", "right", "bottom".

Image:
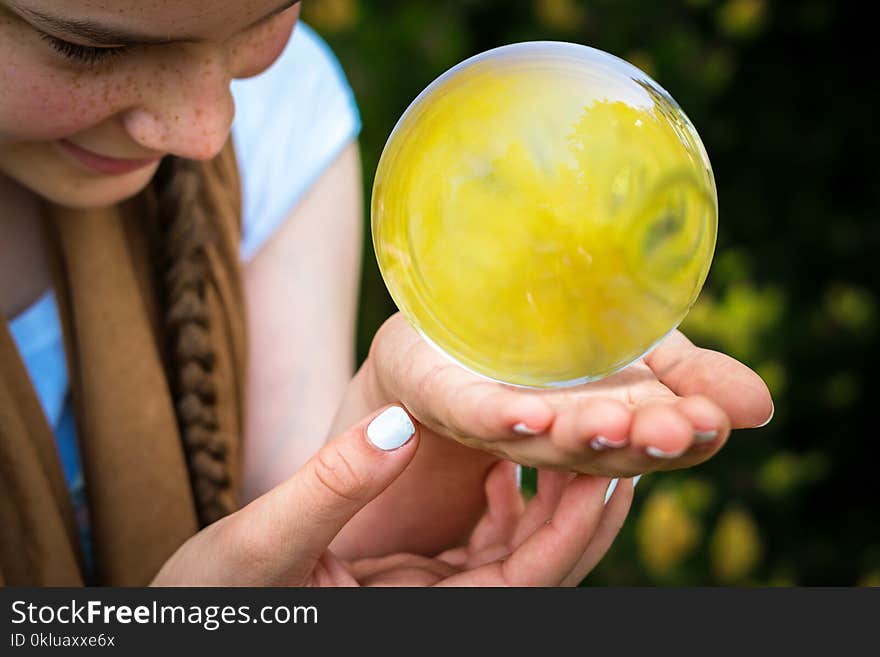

{"left": 0, "top": 0, "right": 298, "bottom": 208}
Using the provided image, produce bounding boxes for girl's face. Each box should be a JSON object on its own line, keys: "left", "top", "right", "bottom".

{"left": 0, "top": 0, "right": 299, "bottom": 208}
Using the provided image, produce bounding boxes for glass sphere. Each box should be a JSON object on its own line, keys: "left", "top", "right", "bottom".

{"left": 372, "top": 41, "right": 717, "bottom": 388}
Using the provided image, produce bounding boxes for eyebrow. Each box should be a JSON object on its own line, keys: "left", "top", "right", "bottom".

{"left": 11, "top": 0, "right": 299, "bottom": 46}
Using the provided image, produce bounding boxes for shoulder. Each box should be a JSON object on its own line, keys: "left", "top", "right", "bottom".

{"left": 230, "top": 23, "right": 362, "bottom": 261}
{"left": 231, "top": 22, "right": 355, "bottom": 114}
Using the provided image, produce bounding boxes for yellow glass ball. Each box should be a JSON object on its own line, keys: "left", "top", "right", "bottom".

{"left": 372, "top": 42, "right": 717, "bottom": 388}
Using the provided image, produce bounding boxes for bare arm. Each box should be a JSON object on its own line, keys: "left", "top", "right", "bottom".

{"left": 242, "top": 141, "right": 363, "bottom": 502}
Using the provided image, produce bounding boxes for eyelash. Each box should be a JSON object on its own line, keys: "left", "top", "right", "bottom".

{"left": 35, "top": 6, "right": 293, "bottom": 67}
{"left": 39, "top": 33, "right": 129, "bottom": 66}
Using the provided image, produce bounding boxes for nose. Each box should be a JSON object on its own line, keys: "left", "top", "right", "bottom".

{"left": 122, "top": 46, "right": 235, "bottom": 161}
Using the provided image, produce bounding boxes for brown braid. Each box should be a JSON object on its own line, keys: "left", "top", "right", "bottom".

{"left": 154, "top": 156, "right": 236, "bottom": 527}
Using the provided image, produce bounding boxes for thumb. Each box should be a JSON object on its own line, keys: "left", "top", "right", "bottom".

{"left": 244, "top": 405, "right": 419, "bottom": 580}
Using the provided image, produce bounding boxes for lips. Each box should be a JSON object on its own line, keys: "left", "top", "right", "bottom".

{"left": 57, "top": 139, "right": 162, "bottom": 175}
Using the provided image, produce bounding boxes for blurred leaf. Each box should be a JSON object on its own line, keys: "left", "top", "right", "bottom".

{"left": 683, "top": 280, "right": 784, "bottom": 362}
{"left": 519, "top": 466, "right": 537, "bottom": 500}
{"left": 710, "top": 248, "right": 752, "bottom": 285}
{"left": 534, "top": 0, "right": 587, "bottom": 32}
{"left": 768, "top": 567, "right": 797, "bottom": 587}
{"left": 302, "top": 0, "right": 361, "bottom": 32}
{"left": 823, "top": 284, "right": 876, "bottom": 336}
{"left": 678, "top": 477, "right": 717, "bottom": 514}
{"left": 717, "top": 0, "right": 767, "bottom": 39}
{"left": 796, "top": 1, "right": 834, "bottom": 33}
{"left": 822, "top": 371, "right": 860, "bottom": 409}
{"left": 394, "top": 4, "right": 469, "bottom": 69}
{"left": 699, "top": 47, "right": 736, "bottom": 93}
{"left": 625, "top": 50, "right": 658, "bottom": 79}
{"left": 637, "top": 489, "right": 701, "bottom": 578}
{"left": 711, "top": 506, "right": 763, "bottom": 583}
{"left": 858, "top": 572, "right": 880, "bottom": 587}
{"left": 755, "top": 359, "right": 787, "bottom": 398}
{"left": 757, "top": 450, "right": 829, "bottom": 498}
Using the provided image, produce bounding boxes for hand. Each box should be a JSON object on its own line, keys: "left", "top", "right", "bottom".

{"left": 343, "top": 462, "right": 633, "bottom": 587}
{"left": 151, "top": 405, "right": 420, "bottom": 586}
{"left": 365, "top": 313, "right": 774, "bottom": 477}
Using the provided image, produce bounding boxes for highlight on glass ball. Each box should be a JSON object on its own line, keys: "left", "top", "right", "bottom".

{"left": 371, "top": 41, "right": 718, "bottom": 388}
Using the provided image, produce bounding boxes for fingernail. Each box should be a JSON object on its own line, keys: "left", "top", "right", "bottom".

{"left": 515, "top": 464, "right": 523, "bottom": 489}
{"left": 513, "top": 422, "right": 541, "bottom": 435}
{"left": 367, "top": 406, "right": 415, "bottom": 451}
{"left": 755, "top": 402, "right": 775, "bottom": 428}
{"left": 646, "top": 446, "right": 686, "bottom": 459}
{"left": 604, "top": 478, "right": 619, "bottom": 504}
{"left": 590, "top": 435, "right": 628, "bottom": 451}
{"left": 693, "top": 430, "right": 718, "bottom": 443}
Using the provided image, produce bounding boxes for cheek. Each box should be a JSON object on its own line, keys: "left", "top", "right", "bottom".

{"left": 0, "top": 63, "right": 123, "bottom": 141}
{"left": 231, "top": 12, "right": 298, "bottom": 79}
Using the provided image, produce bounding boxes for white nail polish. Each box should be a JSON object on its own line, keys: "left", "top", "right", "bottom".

{"left": 591, "top": 435, "right": 627, "bottom": 450}
{"left": 646, "top": 446, "right": 686, "bottom": 459}
{"left": 515, "top": 464, "right": 523, "bottom": 489}
{"left": 367, "top": 406, "right": 415, "bottom": 451}
{"left": 694, "top": 430, "right": 718, "bottom": 443}
{"left": 755, "top": 402, "right": 775, "bottom": 428}
{"left": 604, "top": 478, "right": 619, "bottom": 504}
{"left": 513, "top": 422, "right": 540, "bottom": 435}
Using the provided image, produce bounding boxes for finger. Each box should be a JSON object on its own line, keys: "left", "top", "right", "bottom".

{"left": 629, "top": 402, "right": 694, "bottom": 459}
{"left": 468, "top": 460, "right": 525, "bottom": 552}
{"left": 371, "top": 314, "right": 555, "bottom": 439}
{"left": 312, "top": 551, "right": 360, "bottom": 587}
{"left": 674, "top": 395, "right": 731, "bottom": 448}
{"left": 435, "top": 547, "right": 469, "bottom": 567}
{"left": 499, "top": 476, "right": 612, "bottom": 586}
{"left": 435, "top": 377, "right": 555, "bottom": 441}
{"left": 458, "top": 544, "right": 512, "bottom": 570}
{"left": 568, "top": 398, "right": 729, "bottom": 476}
{"left": 551, "top": 398, "right": 632, "bottom": 454}
{"left": 240, "top": 405, "right": 419, "bottom": 582}
{"left": 645, "top": 330, "right": 774, "bottom": 428}
{"left": 445, "top": 468, "right": 568, "bottom": 569}
{"left": 511, "top": 469, "right": 572, "bottom": 546}
{"left": 349, "top": 553, "right": 459, "bottom": 586}
{"left": 560, "top": 478, "right": 635, "bottom": 586}
{"left": 438, "top": 460, "right": 522, "bottom": 566}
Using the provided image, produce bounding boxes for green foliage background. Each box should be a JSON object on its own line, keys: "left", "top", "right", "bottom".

{"left": 302, "top": 0, "right": 878, "bottom": 585}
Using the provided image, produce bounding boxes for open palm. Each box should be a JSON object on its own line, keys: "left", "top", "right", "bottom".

{"left": 310, "top": 462, "right": 633, "bottom": 587}
{"left": 365, "top": 313, "right": 773, "bottom": 477}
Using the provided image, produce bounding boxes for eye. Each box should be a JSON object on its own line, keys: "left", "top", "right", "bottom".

{"left": 39, "top": 32, "right": 130, "bottom": 66}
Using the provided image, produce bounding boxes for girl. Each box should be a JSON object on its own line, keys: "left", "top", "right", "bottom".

{"left": 0, "top": 0, "right": 773, "bottom": 586}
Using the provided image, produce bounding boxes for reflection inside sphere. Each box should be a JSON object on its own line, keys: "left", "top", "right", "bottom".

{"left": 372, "top": 41, "right": 717, "bottom": 388}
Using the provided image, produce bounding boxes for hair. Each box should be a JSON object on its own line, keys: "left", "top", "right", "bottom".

{"left": 154, "top": 156, "right": 236, "bottom": 527}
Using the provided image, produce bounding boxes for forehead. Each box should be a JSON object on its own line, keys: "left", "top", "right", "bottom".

{"left": 8, "top": 0, "right": 291, "bottom": 39}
